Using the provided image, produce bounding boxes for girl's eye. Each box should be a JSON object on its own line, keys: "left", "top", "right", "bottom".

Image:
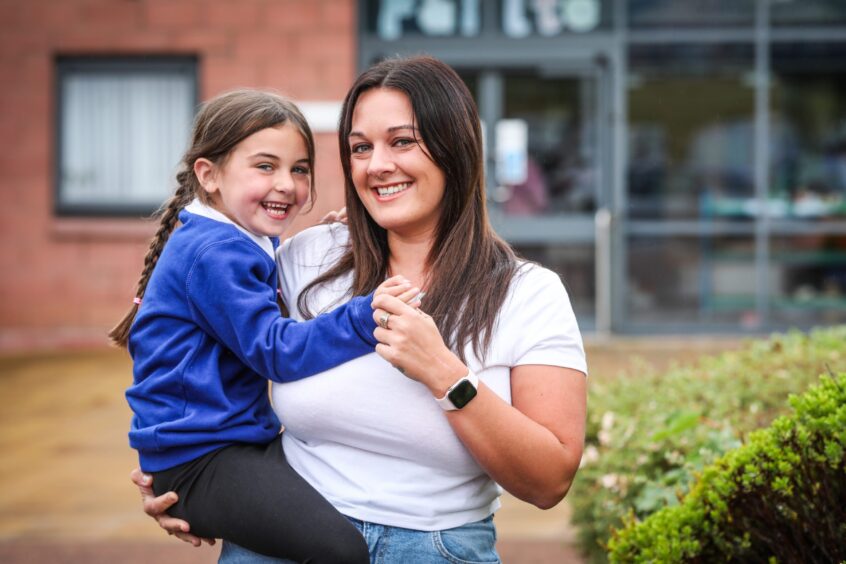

{"left": 257, "top": 163, "right": 274, "bottom": 172}
{"left": 293, "top": 166, "right": 310, "bottom": 175}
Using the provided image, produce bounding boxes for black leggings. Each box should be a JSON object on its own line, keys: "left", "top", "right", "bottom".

{"left": 151, "top": 437, "right": 368, "bottom": 563}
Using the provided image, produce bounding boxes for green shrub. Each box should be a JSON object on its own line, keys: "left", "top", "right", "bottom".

{"left": 570, "top": 326, "right": 846, "bottom": 561}
{"left": 607, "top": 372, "right": 846, "bottom": 563}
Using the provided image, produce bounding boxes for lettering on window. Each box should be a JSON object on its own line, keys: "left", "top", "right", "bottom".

{"left": 374, "top": 0, "right": 600, "bottom": 39}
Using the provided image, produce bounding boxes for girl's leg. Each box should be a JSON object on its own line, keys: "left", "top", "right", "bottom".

{"left": 152, "top": 438, "right": 368, "bottom": 564}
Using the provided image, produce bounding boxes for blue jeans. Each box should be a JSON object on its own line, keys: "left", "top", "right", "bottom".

{"left": 219, "top": 515, "right": 500, "bottom": 564}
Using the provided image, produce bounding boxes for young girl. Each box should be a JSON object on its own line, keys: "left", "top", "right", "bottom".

{"left": 111, "top": 89, "right": 416, "bottom": 563}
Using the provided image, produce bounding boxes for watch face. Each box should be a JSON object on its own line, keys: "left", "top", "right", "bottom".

{"left": 448, "top": 379, "right": 478, "bottom": 409}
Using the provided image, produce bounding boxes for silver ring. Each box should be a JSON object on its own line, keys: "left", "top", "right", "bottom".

{"left": 379, "top": 311, "right": 391, "bottom": 330}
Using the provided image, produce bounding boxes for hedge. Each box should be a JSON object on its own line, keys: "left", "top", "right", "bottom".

{"left": 607, "top": 372, "right": 846, "bottom": 563}
{"left": 570, "top": 326, "right": 846, "bottom": 561}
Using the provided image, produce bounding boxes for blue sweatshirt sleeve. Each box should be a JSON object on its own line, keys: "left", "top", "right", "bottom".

{"left": 185, "top": 238, "right": 377, "bottom": 383}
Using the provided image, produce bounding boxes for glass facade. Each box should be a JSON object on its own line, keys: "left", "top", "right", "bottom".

{"left": 771, "top": 0, "right": 846, "bottom": 26}
{"left": 770, "top": 42, "right": 846, "bottom": 219}
{"left": 359, "top": 0, "right": 846, "bottom": 334}
{"left": 501, "top": 73, "right": 598, "bottom": 216}
{"left": 628, "top": 44, "right": 755, "bottom": 220}
{"left": 627, "top": 235, "right": 763, "bottom": 326}
{"left": 629, "top": 0, "right": 755, "bottom": 28}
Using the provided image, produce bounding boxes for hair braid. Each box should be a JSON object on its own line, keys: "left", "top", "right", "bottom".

{"left": 108, "top": 173, "right": 195, "bottom": 347}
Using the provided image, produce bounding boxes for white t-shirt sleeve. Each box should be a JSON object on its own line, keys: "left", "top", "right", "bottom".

{"left": 499, "top": 264, "right": 587, "bottom": 375}
{"left": 276, "top": 224, "right": 350, "bottom": 319}
{"left": 277, "top": 238, "right": 299, "bottom": 314}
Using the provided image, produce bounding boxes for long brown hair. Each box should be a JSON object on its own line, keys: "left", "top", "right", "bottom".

{"left": 109, "top": 89, "right": 315, "bottom": 347}
{"left": 299, "top": 56, "right": 519, "bottom": 363}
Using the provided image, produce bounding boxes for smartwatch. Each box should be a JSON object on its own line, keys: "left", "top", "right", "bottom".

{"left": 435, "top": 370, "right": 479, "bottom": 411}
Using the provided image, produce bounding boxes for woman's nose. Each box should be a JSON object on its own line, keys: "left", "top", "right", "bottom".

{"left": 367, "top": 144, "right": 396, "bottom": 177}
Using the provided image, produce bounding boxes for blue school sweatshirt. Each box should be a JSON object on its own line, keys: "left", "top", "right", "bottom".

{"left": 126, "top": 210, "right": 377, "bottom": 472}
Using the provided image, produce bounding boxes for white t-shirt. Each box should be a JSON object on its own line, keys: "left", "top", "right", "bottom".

{"left": 272, "top": 223, "right": 587, "bottom": 531}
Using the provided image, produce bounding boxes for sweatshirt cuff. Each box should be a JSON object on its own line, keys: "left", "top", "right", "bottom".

{"left": 350, "top": 293, "right": 378, "bottom": 347}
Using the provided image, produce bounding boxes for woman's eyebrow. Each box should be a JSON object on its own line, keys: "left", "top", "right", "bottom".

{"left": 348, "top": 124, "right": 418, "bottom": 138}
{"left": 387, "top": 124, "right": 417, "bottom": 133}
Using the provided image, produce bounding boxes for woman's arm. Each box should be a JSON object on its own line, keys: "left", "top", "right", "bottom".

{"left": 448, "top": 364, "right": 585, "bottom": 508}
{"left": 371, "top": 295, "right": 586, "bottom": 509}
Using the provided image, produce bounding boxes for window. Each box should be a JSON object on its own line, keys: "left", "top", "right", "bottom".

{"left": 629, "top": 0, "right": 754, "bottom": 28}
{"left": 56, "top": 57, "right": 197, "bottom": 216}
{"left": 627, "top": 44, "right": 755, "bottom": 220}
{"left": 772, "top": 0, "right": 846, "bottom": 27}
{"left": 770, "top": 42, "right": 846, "bottom": 219}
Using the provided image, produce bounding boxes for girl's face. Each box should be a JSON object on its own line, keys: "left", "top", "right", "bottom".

{"left": 348, "top": 88, "right": 446, "bottom": 239}
{"left": 201, "top": 123, "right": 311, "bottom": 237}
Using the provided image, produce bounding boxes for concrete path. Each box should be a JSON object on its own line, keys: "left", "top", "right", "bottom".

{"left": 0, "top": 338, "right": 739, "bottom": 562}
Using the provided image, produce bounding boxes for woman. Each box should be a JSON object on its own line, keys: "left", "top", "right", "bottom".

{"left": 135, "top": 55, "right": 587, "bottom": 562}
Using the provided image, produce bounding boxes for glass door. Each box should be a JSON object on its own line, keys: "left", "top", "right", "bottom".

{"left": 463, "top": 61, "right": 610, "bottom": 329}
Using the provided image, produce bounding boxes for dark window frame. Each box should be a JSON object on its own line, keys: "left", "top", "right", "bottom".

{"left": 54, "top": 55, "right": 198, "bottom": 217}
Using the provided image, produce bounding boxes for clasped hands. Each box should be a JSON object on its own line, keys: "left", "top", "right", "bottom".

{"left": 372, "top": 276, "right": 465, "bottom": 397}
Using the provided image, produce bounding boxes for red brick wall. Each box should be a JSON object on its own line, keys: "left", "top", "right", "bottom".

{"left": 0, "top": 0, "right": 357, "bottom": 351}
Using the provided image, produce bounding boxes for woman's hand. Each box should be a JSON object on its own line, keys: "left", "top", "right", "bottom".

{"left": 129, "top": 468, "right": 215, "bottom": 547}
{"left": 371, "top": 294, "right": 467, "bottom": 397}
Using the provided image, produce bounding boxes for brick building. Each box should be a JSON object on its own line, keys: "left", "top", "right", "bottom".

{"left": 0, "top": 0, "right": 357, "bottom": 350}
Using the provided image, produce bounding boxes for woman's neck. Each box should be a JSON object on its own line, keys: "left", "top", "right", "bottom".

{"left": 387, "top": 229, "right": 433, "bottom": 289}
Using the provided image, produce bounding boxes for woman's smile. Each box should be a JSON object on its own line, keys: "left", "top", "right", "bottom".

{"left": 373, "top": 181, "right": 413, "bottom": 200}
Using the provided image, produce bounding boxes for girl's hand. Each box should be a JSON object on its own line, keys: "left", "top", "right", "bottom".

{"left": 371, "top": 294, "right": 467, "bottom": 397}
{"left": 319, "top": 207, "right": 347, "bottom": 224}
{"left": 129, "top": 468, "right": 215, "bottom": 547}
{"left": 374, "top": 275, "right": 422, "bottom": 306}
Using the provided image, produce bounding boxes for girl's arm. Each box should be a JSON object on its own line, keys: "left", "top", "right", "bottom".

{"left": 370, "top": 294, "right": 586, "bottom": 509}
{"left": 184, "top": 240, "right": 413, "bottom": 383}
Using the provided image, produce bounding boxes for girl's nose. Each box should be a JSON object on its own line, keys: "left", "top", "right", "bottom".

{"left": 275, "top": 172, "right": 295, "bottom": 193}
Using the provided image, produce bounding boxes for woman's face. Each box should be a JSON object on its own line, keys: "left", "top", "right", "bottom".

{"left": 348, "top": 88, "right": 446, "bottom": 239}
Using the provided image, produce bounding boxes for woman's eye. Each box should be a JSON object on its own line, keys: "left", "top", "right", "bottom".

{"left": 293, "top": 166, "right": 310, "bottom": 175}
{"left": 351, "top": 143, "right": 371, "bottom": 154}
{"left": 394, "top": 138, "right": 415, "bottom": 148}
{"left": 257, "top": 163, "right": 274, "bottom": 172}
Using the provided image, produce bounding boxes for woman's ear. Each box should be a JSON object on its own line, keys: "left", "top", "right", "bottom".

{"left": 193, "top": 158, "right": 218, "bottom": 195}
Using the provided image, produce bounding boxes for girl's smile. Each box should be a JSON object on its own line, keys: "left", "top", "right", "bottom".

{"left": 261, "top": 201, "right": 292, "bottom": 219}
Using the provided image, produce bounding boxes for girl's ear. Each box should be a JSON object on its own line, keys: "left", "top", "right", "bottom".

{"left": 193, "top": 158, "right": 218, "bottom": 195}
